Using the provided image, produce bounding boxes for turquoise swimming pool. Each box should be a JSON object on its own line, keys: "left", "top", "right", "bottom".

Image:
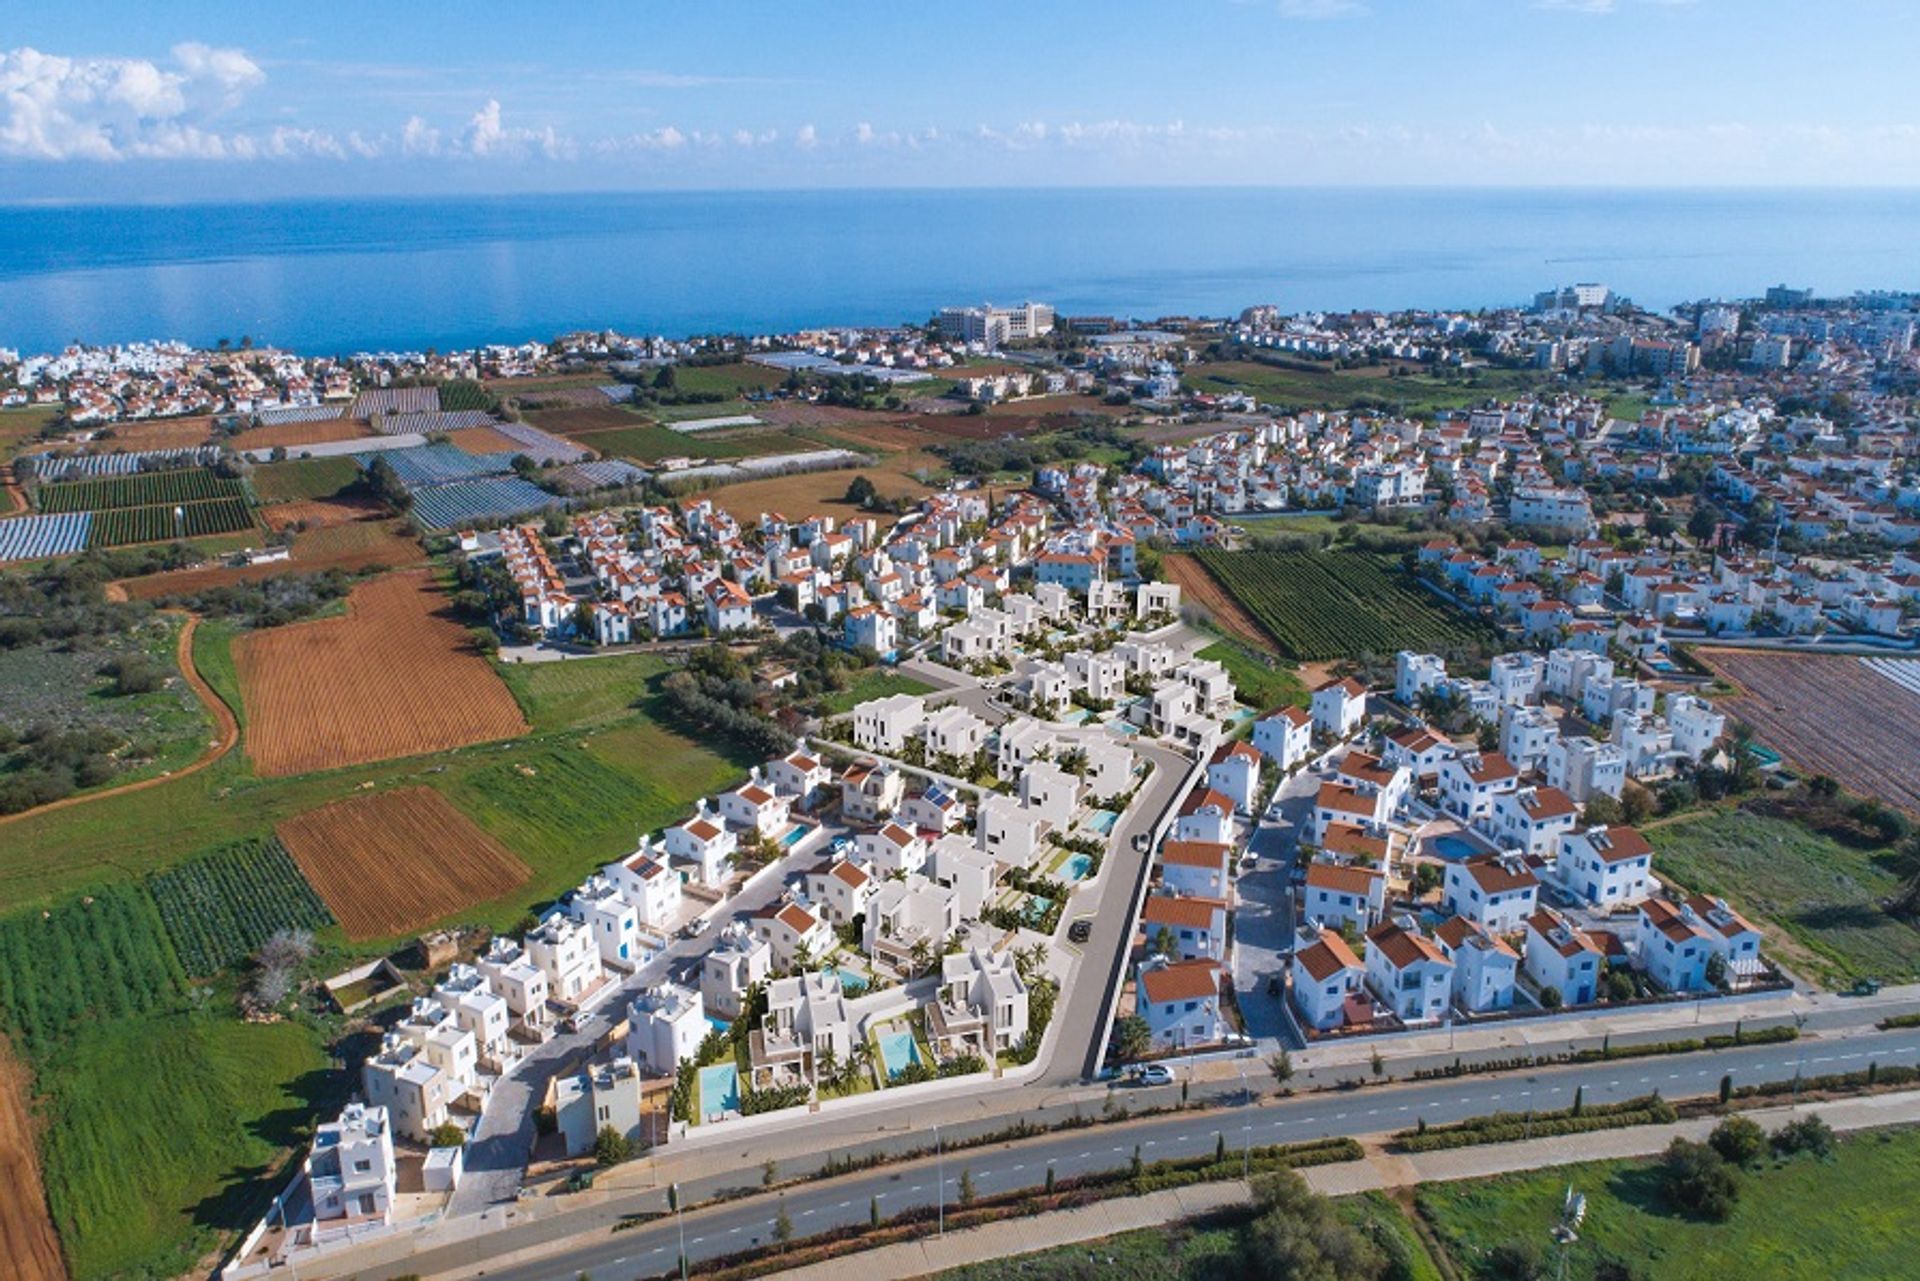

{"left": 706, "top": 1015, "right": 731, "bottom": 1035}
{"left": 699, "top": 1062, "right": 739, "bottom": 1115}
{"left": 820, "top": 964, "right": 868, "bottom": 994}
{"left": 878, "top": 1030, "right": 920, "bottom": 1078}
{"left": 1433, "top": 834, "right": 1480, "bottom": 861}
{"left": 1062, "top": 853, "right": 1094, "bottom": 881}
{"left": 778, "top": 824, "right": 807, "bottom": 848}
{"left": 1086, "top": 809, "right": 1119, "bottom": 835}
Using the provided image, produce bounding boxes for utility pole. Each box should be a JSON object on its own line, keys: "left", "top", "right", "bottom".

{"left": 673, "top": 1182, "right": 688, "bottom": 1281}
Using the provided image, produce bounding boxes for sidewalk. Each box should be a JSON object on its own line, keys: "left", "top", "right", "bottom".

{"left": 764, "top": 1089, "right": 1920, "bottom": 1280}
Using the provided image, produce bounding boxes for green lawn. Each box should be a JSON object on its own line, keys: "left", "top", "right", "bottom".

{"left": 1198, "top": 639, "right": 1306, "bottom": 711}
{"left": 496, "top": 651, "right": 675, "bottom": 734}
{"left": 1418, "top": 1127, "right": 1920, "bottom": 1281}
{"left": 1648, "top": 808, "right": 1920, "bottom": 988}
{"left": 820, "top": 669, "right": 936, "bottom": 715}
{"left": 38, "top": 1012, "right": 335, "bottom": 1281}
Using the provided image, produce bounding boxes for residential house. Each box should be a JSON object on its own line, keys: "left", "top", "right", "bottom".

{"left": 1141, "top": 893, "right": 1229, "bottom": 962}
{"left": 1252, "top": 705, "right": 1313, "bottom": 770}
{"left": 1310, "top": 678, "right": 1369, "bottom": 739}
{"left": 1289, "top": 927, "right": 1367, "bottom": 1032}
{"left": 1487, "top": 786, "right": 1579, "bottom": 858}
{"left": 840, "top": 759, "right": 906, "bottom": 824}
{"left": 1206, "top": 739, "right": 1264, "bottom": 814}
{"left": 1434, "top": 916, "right": 1518, "bottom": 1012}
{"left": 701, "top": 921, "right": 772, "bottom": 1021}
{"left": 305, "top": 1104, "right": 397, "bottom": 1237}
{"left": 752, "top": 901, "right": 832, "bottom": 970}
{"left": 625, "top": 983, "right": 707, "bottom": 1077}
{"left": 1523, "top": 908, "right": 1604, "bottom": 1006}
{"left": 1138, "top": 957, "right": 1228, "bottom": 1050}
{"left": 1635, "top": 898, "right": 1714, "bottom": 993}
{"left": 1301, "top": 862, "right": 1388, "bottom": 933}
{"left": 1556, "top": 825, "right": 1655, "bottom": 908}
{"left": 1442, "top": 856, "right": 1539, "bottom": 934}
{"left": 976, "top": 793, "right": 1048, "bottom": 868}
{"left": 927, "top": 947, "right": 1030, "bottom": 1058}
{"left": 526, "top": 913, "right": 605, "bottom": 1005}
{"left": 1159, "top": 839, "right": 1234, "bottom": 898}
{"left": 1364, "top": 921, "right": 1454, "bottom": 1025}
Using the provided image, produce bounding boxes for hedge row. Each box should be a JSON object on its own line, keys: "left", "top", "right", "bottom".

{"left": 1732, "top": 1062, "right": 1919, "bottom": 1100}
{"left": 1394, "top": 1094, "right": 1677, "bottom": 1153}
{"left": 1570, "top": 1024, "right": 1797, "bottom": 1063}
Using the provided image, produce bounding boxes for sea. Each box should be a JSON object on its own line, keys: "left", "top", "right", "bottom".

{"left": 1, "top": 187, "right": 1917, "bottom": 356}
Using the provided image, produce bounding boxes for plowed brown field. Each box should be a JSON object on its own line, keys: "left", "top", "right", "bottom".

{"left": 261, "top": 496, "right": 387, "bottom": 532}
{"left": 234, "top": 570, "right": 526, "bottom": 776}
{"left": 278, "top": 788, "right": 530, "bottom": 938}
{"left": 236, "top": 417, "right": 374, "bottom": 450}
{"left": 117, "top": 517, "right": 423, "bottom": 600}
{"left": 444, "top": 425, "right": 527, "bottom": 455}
{"left": 1697, "top": 648, "right": 1920, "bottom": 816}
{"left": 1164, "top": 553, "right": 1272, "bottom": 651}
{"left": 0, "top": 1035, "right": 64, "bottom": 1281}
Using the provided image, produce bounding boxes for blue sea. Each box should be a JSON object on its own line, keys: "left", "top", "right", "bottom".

{"left": 2, "top": 188, "right": 1916, "bottom": 355}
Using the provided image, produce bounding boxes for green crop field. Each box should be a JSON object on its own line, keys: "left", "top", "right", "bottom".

{"left": 1183, "top": 359, "right": 1558, "bottom": 415}
{"left": 497, "top": 651, "right": 676, "bottom": 733}
{"left": 250, "top": 456, "right": 363, "bottom": 502}
{"left": 667, "top": 361, "right": 789, "bottom": 397}
{"left": 145, "top": 837, "right": 333, "bottom": 977}
{"left": 36, "top": 469, "right": 247, "bottom": 514}
{"left": 1193, "top": 549, "right": 1495, "bottom": 661}
{"left": 1648, "top": 808, "right": 1920, "bottom": 988}
{"left": 437, "top": 377, "right": 498, "bottom": 412}
{"left": 1418, "top": 1127, "right": 1920, "bottom": 1281}
{"left": 88, "top": 497, "right": 255, "bottom": 547}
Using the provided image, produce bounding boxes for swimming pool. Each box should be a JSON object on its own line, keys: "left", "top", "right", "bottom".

{"left": 1023, "top": 894, "right": 1055, "bottom": 924}
{"left": 778, "top": 824, "right": 807, "bottom": 848}
{"left": 706, "top": 1016, "right": 732, "bottom": 1036}
{"left": 878, "top": 1030, "right": 920, "bottom": 1078}
{"left": 699, "top": 1063, "right": 740, "bottom": 1116}
{"left": 1062, "top": 853, "right": 1094, "bottom": 881}
{"left": 1433, "top": 834, "right": 1481, "bottom": 861}
{"left": 820, "top": 964, "right": 868, "bottom": 994}
{"left": 1086, "top": 809, "right": 1119, "bottom": 835}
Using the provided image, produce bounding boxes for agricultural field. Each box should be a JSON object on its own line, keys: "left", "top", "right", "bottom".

{"left": 235, "top": 416, "right": 375, "bottom": 451}
{"left": 87, "top": 496, "right": 255, "bottom": 547}
{"left": 234, "top": 570, "right": 528, "bottom": 776}
{"left": 77, "top": 415, "right": 218, "bottom": 452}
{"left": 437, "top": 377, "right": 500, "bottom": 412}
{"left": 443, "top": 424, "right": 528, "bottom": 455}
{"left": 0, "top": 1035, "right": 63, "bottom": 1281}
{"left": 0, "top": 878, "right": 341, "bottom": 1281}
{"left": 1695, "top": 649, "right": 1920, "bottom": 817}
{"left": 1164, "top": 552, "right": 1271, "bottom": 651}
{"left": 702, "top": 452, "right": 940, "bottom": 526}
{"left": 250, "top": 455, "right": 363, "bottom": 502}
{"left": 1192, "top": 549, "right": 1495, "bottom": 661}
{"left": 526, "top": 406, "right": 821, "bottom": 462}
{"left": 116, "top": 516, "right": 423, "bottom": 601}
{"left": 667, "top": 360, "right": 789, "bottom": 397}
{"left": 1418, "top": 1127, "right": 1919, "bottom": 1281}
{"left": 409, "top": 476, "right": 561, "bottom": 529}
{"left": 144, "top": 837, "right": 333, "bottom": 976}
{"left": 277, "top": 787, "right": 531, "bottom": 939}
{"left": 34, "top": 467, "right": 247, "bottom": 514}
{"left": 496, "top": 650, "right": 677, "bottom": 733}
{"left": 1648, "top": 807, "right": 1920, "bottom": 988}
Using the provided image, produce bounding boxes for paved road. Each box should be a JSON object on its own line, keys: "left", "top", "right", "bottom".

{"left": 451, "top": 820, "right": 848, "bottom": 1211}
{"left": 342, "top": 1029, "right": 1920, "bottom": 1281}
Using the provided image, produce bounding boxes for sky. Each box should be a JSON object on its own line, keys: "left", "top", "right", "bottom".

{"left": 2, "top": 0, "right": 1918, "bottom": 201}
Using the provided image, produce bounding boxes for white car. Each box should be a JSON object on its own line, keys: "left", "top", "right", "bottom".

{"left": 1135, "top": 1064, "right": 1175, "bottom": 1087}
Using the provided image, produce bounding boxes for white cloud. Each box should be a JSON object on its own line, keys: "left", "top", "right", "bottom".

{"left": 401, "top": 115, "right": 441, "bottom": 156}
{"left": 458, "top": 98, "right": 573, "bottom": 160}
{"left": 0, "top": 43, "right": 264, "bottom": 160}
{"left": 794, "top": 124, "right": 818, "bottom": 150}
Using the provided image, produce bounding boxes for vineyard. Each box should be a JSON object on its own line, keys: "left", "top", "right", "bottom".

{"left": 145, "top": 837, "right": 334, "bottom": 976}
{"left": 36, "top": 468, "right": 247, "bottom": 513}
{"left": 234, "top": 569, "right": 528, "bottom": 776}
{"left": 1193, "top": 549, "right": 1495, "bottom": 661}
{"left": 88, "top": 497, "right": 255, "bottom": 547}
{"left": 278, "top": 787, "right": 531, "bottom": 939}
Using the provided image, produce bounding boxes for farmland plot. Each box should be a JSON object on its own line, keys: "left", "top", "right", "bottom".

{"left": 1193, "top": 549, "right": 1494, "bottom": 661}
{"left": 234, "top": 570, "right": 527, "bottom": 776}
{"left": 278, "top": 788, "right": 530, "bottom": 939}
{"left": 145, "top": 837, "right": 333, "bottom": 976}
{"left": 1698, "top": 648, "right": 1920, "bottom": 816}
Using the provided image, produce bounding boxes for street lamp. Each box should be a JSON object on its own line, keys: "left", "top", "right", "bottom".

{"left": 672, "top": 1182, "right": 688, "bottom": 1281}
{"left": 1792, "top": 1013, "right": 1808, "bottom": 1103}
{"left": 935, "top": 1123, "right": 945, "bottom": 1237}
{"left": 1239, "top": 1061, "right": 1252, "bottom": 1179}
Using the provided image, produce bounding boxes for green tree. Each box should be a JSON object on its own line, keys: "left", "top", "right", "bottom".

{"left": 773, "top": 1202, "right": 793, "bottom": 1248}
{"left": 1267, "top": 1049, "right": 1294, "bottom": 1088}
{"left": 1243, "top": 1169, "right": 1387, "bottom": 1279}
{"left": 958, "top": 1168, "right": 976, "bottom": 1207}
{"left": 427, "top": 1122, "right": 466, "bottom": 1149}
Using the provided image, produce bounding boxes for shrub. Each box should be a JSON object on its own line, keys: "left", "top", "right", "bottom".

{"left": 1660, "top": 1137, "right": 1739, "bottom": 1221}
{"left": 1708, "top": 1115, "right": 1767, "bottom": 1166}
{"left": 1771, "top": 1113, "right": 1834, "bottom": 1159}
{"left": 1488, "top": 1237, "right": 1548, "bottom": 1280}
{"left": 427, "top": 1122, "right": 466, "bottom": 1149}
{"left": 594, "top": 1126, "right": 634, "bottom": 1166}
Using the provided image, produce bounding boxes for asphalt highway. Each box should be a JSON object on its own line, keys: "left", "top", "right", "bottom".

{"left": 340, "top": 1027, "right": 1920, "bottom": 1281}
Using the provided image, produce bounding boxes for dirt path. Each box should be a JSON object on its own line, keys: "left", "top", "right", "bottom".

{"left": 1164, "top": 553, "right": 1273, "bottom": 652}
{"left": 0, "top": 473, "right": 26, "bottom": 517}
{"left": 0, "top": 611, "right": 240, "bottom": 830}
{"left": 0, "top": 1035, "right": 66, "bottom": 1281}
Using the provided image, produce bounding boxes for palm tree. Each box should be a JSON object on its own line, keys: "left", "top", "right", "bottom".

{"left": 847, "top": 1037, "right": 874, "bottom": 1083}
{"left": 909, "top": 938, "right": 934, "bottom": 977}
{"left": 814, "top": 1045, "right": 840, "bottom": 1092}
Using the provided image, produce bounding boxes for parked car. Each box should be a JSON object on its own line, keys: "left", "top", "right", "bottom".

{"left": 1068, "top": 919, "right": 1092, "bottom": 944}
{"left": 1134, "top": 1064, "right": 1174, "bottom": 1087}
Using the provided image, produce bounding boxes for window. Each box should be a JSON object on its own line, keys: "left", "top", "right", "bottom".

{"left": 353, "top": 1159, "right": 372, "bottom": 1173}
